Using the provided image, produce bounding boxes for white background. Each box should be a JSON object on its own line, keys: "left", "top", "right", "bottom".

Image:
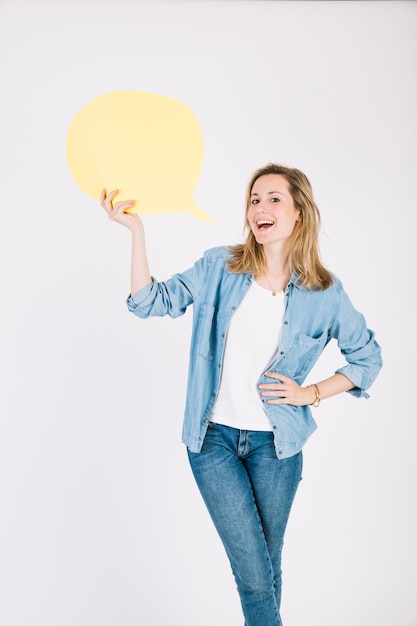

{"left": 1, "top": 1, "right": 416, "bottom": 625}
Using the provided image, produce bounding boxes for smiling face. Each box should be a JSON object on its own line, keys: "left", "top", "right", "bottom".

{"left": 247, "top": 174, "right": 301, "bottom": 248}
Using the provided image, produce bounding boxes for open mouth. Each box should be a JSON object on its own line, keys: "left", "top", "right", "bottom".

{"left": 256, "top": 220, "right": 275, "bottom": 230}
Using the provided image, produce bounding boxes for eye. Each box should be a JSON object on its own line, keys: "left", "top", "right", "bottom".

{"left": 251, "top": 198, "right": 259, "bottom": 205}
{"left": 271, "top": 197, "right": 280, "bottom": 203}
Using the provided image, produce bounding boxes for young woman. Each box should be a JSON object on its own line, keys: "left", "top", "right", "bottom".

{"left": 100, "top": 163, "right": 382, "bottom": 626}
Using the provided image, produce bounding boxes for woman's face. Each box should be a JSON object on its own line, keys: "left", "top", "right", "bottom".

{"left": 247, "top": 174, "right": 301, "bottom": 247}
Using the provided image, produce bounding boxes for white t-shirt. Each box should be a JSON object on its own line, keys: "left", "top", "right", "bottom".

{"left": 210, "top": 280, "right": 285, "bottom": 431}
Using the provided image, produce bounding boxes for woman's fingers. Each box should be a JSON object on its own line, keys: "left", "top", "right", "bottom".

{"left": 100, "top": 188, "right": 119, "bottom": 209}
{"left": 100, "top": 188, "right": 137, "bottom": 221}
{"left": 258, "top": 375, "right": 312, "bottom": 406}
{"left": 111, "top": 200, "right": 136, "bottom": 214}
{"left": 259, "top": 373, "right": 297, "bottom": 403}
{"left": 264, "top": 371, "right": 291, "bottom": 381}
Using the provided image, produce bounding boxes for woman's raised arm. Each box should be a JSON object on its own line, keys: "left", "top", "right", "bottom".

{"left": 100, "top": 188, "right": 152, "bottom": 297}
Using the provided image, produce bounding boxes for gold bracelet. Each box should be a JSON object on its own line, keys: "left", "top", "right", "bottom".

{"left": 309, "top": 383, "right": 320, "bottom": 407}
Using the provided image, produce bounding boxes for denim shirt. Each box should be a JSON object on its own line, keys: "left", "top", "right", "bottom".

{"left": 127, "top": 246, "right": 382, "bottom": 459}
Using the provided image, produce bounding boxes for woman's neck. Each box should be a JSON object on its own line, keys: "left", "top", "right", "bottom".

{"left": 263, "top": 245, "right": 291, "bottom": 280}
{"left": 255, "top": 251, "right": 292, "bottom": 294}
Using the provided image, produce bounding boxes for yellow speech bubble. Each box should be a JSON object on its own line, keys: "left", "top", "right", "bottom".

{"left": 66, "top": 91, "right": 212, "bottom": 222}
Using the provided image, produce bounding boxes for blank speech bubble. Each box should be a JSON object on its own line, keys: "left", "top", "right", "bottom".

{"left": 66, "top": 91, "right": 213, "bottom": 222}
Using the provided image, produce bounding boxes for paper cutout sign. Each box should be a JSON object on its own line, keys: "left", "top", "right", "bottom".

{"left": 66, "top": 91, "right": 212, "bottom": 222}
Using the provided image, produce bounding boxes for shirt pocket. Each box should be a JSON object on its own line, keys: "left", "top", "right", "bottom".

{"left": 197, "top": 303, "right": 217, "bottom": 361}
{"left": 276, "top": 331, "right": 326, "bottom": 379}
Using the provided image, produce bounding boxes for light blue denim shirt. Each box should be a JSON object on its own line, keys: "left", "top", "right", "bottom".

{"left": 127, "top": 246, "right": 382, "bottom": 459}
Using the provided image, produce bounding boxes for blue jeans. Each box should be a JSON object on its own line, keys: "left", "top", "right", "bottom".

{"left": 187, "top": 423, "right": 302, "bottom": 626}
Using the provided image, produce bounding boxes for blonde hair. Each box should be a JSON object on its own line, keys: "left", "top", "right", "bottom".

{"left": 227, "top": 163, "right": 333, "bottom": 290}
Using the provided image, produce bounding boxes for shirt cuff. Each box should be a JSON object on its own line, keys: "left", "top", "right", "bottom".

{"left": 126, "top": 279, "right": 155, "bottom": 310}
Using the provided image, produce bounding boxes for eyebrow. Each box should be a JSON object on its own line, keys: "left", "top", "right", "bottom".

{"left": 250, "top": 190, "right": 286, "bottom": 196}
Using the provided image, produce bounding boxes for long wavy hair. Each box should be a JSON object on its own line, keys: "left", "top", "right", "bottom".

{"left": 227, "top": 163, "right": 333, "bottom": 290}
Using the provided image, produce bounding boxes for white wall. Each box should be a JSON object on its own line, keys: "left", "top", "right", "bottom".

{"left": 1, "top": 1, "right": 416, "bottom": 625}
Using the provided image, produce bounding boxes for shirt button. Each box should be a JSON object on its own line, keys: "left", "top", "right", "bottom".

{"left": 231, "top": 306, "right": 236, "bottom": 311}
{"left": 280, "top": 351, "right": 284, "bottom": 355}
{"left": 273, "top": 425, "right": 277, "bottom": 430}
{"left": 212, "top": 392, "right": 217, "bottom": 397}
{"left": 283, "top": 320, "right": 288, "bottom": 325}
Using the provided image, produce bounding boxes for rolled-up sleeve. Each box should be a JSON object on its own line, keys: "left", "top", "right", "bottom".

{"left": 331, "top": 286, "right": 382, "bottom": 398}
{"left": 126, "top": 254, "right": 208, "bottom": 319}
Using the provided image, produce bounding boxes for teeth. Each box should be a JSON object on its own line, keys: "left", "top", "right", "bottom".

{"left": 257, "top": 220, "right": 274, "bottom": 227}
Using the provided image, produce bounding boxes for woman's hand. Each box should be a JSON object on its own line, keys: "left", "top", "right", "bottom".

{"left": 100, "top": 188, "right": 142, "bottom": 232}
{"left": 100, "top": 188, "right": 152, "bottom": 295}
{"left": 259, "top": 372, "right": 316, "bottom": 406}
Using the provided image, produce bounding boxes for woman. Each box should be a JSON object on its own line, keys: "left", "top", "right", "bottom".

{"left": 100, "top": 163, "right": 382, "bottom": 626}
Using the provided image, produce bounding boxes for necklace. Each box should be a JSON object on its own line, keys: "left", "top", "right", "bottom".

{"left": 263, "top": 275, "right": 286, "bottom": 296}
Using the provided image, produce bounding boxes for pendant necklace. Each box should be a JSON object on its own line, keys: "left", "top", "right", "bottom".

{"left": 264, "top": 275, "right": 285, "bottom": 297}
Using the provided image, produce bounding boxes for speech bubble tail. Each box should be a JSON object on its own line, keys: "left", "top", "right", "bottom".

{"left": 187, "top": 198, "right": 216, "bottom": 224}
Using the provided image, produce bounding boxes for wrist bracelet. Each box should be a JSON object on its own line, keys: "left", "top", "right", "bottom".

{"left": 309, "top": 383, "right": 320, "bottom": 407}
